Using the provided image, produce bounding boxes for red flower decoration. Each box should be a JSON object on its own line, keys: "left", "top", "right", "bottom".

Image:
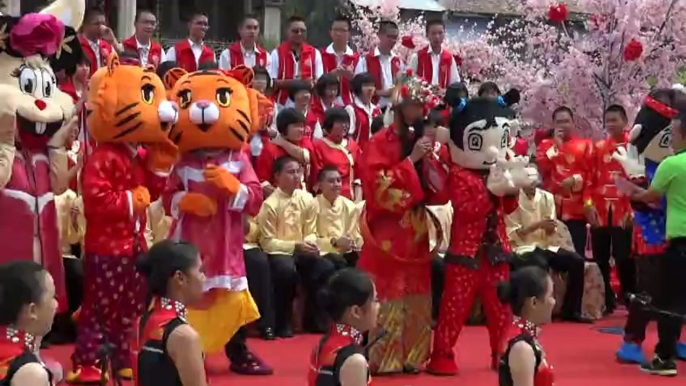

{"left": 401, "top": 35, "right": 415, "bottom": 49}
{"left": 623, "top": 38, "right": 643, "bottom": 62}
{"left": 400, "top": 85, "right": 410, "bottom": 99}
{"left": 454, "top": 54, "right": 463, "bottom": 66}
{"left": 548, "top": 3, "right": 569, "bottom": 23}
{"left": 9, "top": 13, "right": 64, "bottom": 57}
{"left": 406, "top": 68, "right": 414, "bottom": 77}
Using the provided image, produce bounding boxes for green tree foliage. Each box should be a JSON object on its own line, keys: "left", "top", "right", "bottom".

{"left": 281, "top": 0, "right": 351, "bottom": 47}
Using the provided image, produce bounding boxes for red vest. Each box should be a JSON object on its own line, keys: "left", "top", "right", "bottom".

{"left": 303, "top": 108, "right": 320, "bottom": 140}
{"left": 122, "top": 36, "right": 164, "bottom": 68}
{"left": 320, "top": 47, "right": 360, "bottom": 106}
{"left": 351, "top": 102, "right": 381, "bottom": 146}
{"left": 79, "top": 35, "right": 113, "bottom": 76}
{"left": 227, "top": 42, "right": 268, "bottom": 69}
{"left": 310, "top": 96, "right": 341, "bottom": 128}
{"left": 174, "top": 40, "right": 215, "bottom": 72}
{"left": 416, "top": 46, "right": 453, "bottom": 88}
{"left": 275, "top": 42, "right": 318, "bottom": 105}
{"left": 365, "top": 53, "right": 400, "bottom": 104}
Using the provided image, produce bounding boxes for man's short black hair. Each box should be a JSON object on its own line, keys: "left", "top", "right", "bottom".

{"left": 134, "top": 9, "right": 155, "bottom": 23}
{"left": 322, "top": 108, "right": 350, "bottom": 132}
{"left": 288, "top": 80, "right": 312, "bottom": 102}
{"left": 425, "top": 18, "right": 445, "bottom": 34}
{"left": 273, "top": 155, "right": 299, "bottom": 176}
{"left": 0, "top": 261, "right": 47, "bottom": 326}
{"left": 198, "top": 61, "right": 219, "bottom": 70}
{"left": 605, "top": 104, "right": 628, "bottom": 121}
{"left": 276, "top": 108, "right": 306, "bottom": 136}
{"left": 189, "top": 11, "right": 208, "bottom": 23}
{"left": 288, "top": 15, "right": 306, "bottom": 25}
{"left": 378, "top": 20, "right": 399, "bottom": 35}
{"left": 552, "top": 106, "right": 574, "bottom": 121}
{"left": 351, "top": 72, "right": 375, "bottom": 96}
{"left": 84, "top": 7, "right": 105, "bottom": 23}
{"left": 241, "top": 14, "right": 260, "bottom": 26}
{"left": 316, "top": 74, "right": 340, "bottom": 98}
{"left": 371, "top": 115, "right": 385, "bottom": 135}
{"left": 332, "top": 15, "right": 352, "bottom": 30}
{"left": 317, "top": 165, "right": 341, "bottom": 182}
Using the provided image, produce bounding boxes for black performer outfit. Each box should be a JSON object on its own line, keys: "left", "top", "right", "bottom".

{"left": 134, "top": 297, "right": 206, "bottom": 386}
{"left": 499, "top": 317, "right": 554, "bottom": 386}
{"left": 308, "top": 324, "right": 370, "bottom": 386}
{"left": 0, "top": 328, "right": 52, "bottom": 386}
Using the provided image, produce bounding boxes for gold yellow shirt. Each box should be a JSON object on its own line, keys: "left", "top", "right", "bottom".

{"left": 55, "top": 189, "right": 85, "bottom": 255}
{"left": 244, "top": 216, "right": 260, "bottom": 250}
{"left": 506, "top": 188, "right": 561, "bottom": 254}
{"left": 257, "top": 188, "right": 313, "bottom": 255}
{"left": 303, "top": 194, "right": 362, "bottom": 255}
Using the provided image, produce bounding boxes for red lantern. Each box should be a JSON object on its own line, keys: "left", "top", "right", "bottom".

{"left": 401, "top": 35, "right": 415, "bottom": 49}
{"left": 623, "top": 38, "right": 643, "bottom": 61}
{"left": 549, "top": 3, "right": 569, "bottom": 23}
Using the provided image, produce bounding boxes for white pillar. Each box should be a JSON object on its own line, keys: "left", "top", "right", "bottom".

{"left": 117, "top": 0, "right": 136, "bottom": 39}
{"left": 0, "top": 0, "right": 20, "bottom": 16}
{"left": 263, "top": 5, "right": 281, "bottom": 43}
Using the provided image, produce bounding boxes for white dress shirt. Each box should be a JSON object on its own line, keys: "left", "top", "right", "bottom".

{"left": 135, "top": 38, "right": 167, "bottom": 67}
{"left": 354, "top": 48, "right": 403, "bottom": 108}
{"left": 166, "top": 39, "right": 216, "bottom": 68}
{"left": 409, "top": 48, "right": 460, "bottom": 87}
{"left": 219, "top": 43, "right": 271, "bottom": 69}
{"left": 325, "top": 43, "right": 355, "bottom": 105}
{"left": 88, "top": 39, "right": 103, "bottom": 69}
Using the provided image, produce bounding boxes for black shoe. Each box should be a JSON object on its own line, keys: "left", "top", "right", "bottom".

{"left": 277, "top": 326, "right": 294, "bottom": 339}
{"left": 640, "top": 356, "right": 677, "bottom": 376}
{"left": 260, "top": 327, "right": 275, "bottom": 341}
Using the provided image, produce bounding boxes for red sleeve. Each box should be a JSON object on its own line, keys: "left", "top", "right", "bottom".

{"left": 360, "top": 138, "right": 425, "bottom": 215}
{"left": 583, "top": 141, "right": 599, "bottom": 202}
{"left": 424, "top": 157, "right": 450, "bottom": 205}
{"left": 138, "top": 148, "right": 169, "bottom": 202}
{"left": 451, "top": 168, "right": 492, "bottom": 221}
{"left": 310, "top": 141, "right": 325, "bottom": 189}
{"left": 237, "top": 152, "right": 264, "bottom": 217}
{"left": 81, "top": 148, "right": 131, "bottom": 222}
{"left": 162, "top": 167, "right": 183, "bottom": 218}
{"left": 255, "top": 144, "right": 275, "bottom": 184}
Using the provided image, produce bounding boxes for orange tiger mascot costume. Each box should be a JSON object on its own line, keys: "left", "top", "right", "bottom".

{"left": 68, "top": 53, "right": 179, "bottom": 384}
{"left": 162, "top": 65, "right": 274, "bottom": 375}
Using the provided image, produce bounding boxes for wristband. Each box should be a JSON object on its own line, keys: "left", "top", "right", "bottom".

{"left": 584, "top": 199, "right": 593, "bottom": 207}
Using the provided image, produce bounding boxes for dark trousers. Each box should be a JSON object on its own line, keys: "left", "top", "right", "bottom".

{"left": 267, "top": 254, "right": 300, "bottom": 331}
{"left": 325, "top": 252, "right": 360, "bottom": 270}
{"left": 591, "top": 225, "right": 635, "bottom": 309}
{"left": 514, "top": 248, "right": 585, "bottom": 317}
{"left": 655, "top": 238, "right": 686, "bottom": 360}
{"left": 624, "top": 254, "right": 662, "bottom": 344}
{"left": 431, "top": 257, "right": 445, "bottom": 322}
{"left": 49, "top": 256, "right": 84, "bottom": 344}
{"left": 244, "top": 248, "right": 274, "bottom": 331}
{"left": 295, "top": 254, "right": 337, "bottom": 331}
{"left": 563, "top": 219, "right": 588, "bottom": 257}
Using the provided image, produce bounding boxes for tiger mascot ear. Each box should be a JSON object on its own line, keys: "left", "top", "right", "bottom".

{"left": 164, "top": 68, "right": 188, "bottom": 90}
{"left": 89, "top": 52, "right": 120, "bottom": 123}
{"left": 225, "top": 65, "right": 254, "bottom": 87}
{"left": 222, "top": 65, "right": 273, "bottom": 133}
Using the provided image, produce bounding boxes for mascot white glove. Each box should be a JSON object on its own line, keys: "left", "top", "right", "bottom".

{"left": 612, "top": 146, "right": 645, "bottom": 178}
{"left": 487, "top": 159, "right": 517, "bottom": 197}
{"left": 504, "top": 154, "right": 539, "bottom": 189}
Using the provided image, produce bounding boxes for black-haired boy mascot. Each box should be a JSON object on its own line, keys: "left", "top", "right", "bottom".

{"left": 427, "top": 91, "right": 538, "bottom": 375}
{"left": 612, "top": 87, "right": 686, "bottom": 365}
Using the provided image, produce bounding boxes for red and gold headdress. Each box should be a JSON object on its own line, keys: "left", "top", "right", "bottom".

{"left": 390, "top": 69, "right": 443, "bottom": 114}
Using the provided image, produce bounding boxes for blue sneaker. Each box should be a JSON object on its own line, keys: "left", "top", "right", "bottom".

{"left": 616, "top": 342, "right": 646, "bottom": 364}
{"left": 677, "top": 342, "right": 686, "bottom": 361}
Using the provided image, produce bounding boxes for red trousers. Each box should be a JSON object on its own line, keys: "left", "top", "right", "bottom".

{"left": 432, "top": 258, "right": 512, "bottom": 358}
{"left": 73, "top": 254, "right": 146, "bottom": 368}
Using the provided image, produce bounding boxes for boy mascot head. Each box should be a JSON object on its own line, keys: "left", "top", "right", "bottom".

{"left": 165, "top": 65, "right": 274, "bottom": 154}
{"left": 0, "top": 0, "right": 86, "bottom": 151}
{"left": 446, "top": 89, "right": 537, "bottom": 196}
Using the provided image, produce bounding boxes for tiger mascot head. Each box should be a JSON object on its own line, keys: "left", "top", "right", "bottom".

{"left": 165, "top": 65, "right": 273, "bottom": 153}
{"left": 87, "top": 53, "right": 178, "bottom": 144}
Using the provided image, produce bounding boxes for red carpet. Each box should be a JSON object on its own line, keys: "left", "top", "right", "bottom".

{"left": 46, "top": 312, "right": 686, "bottom": 385}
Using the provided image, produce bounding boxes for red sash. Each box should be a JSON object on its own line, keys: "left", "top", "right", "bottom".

{"left": 321, "top": 48, "right": 360, "bottom": 106}
{"left": 79, "top": 35, "right": 113, "bottom": 76}
{"left": 275, "top": 42, "right": 317, "bottom": 105}
{"left": 122, "top": 36, "right": 163, "bottom": 67}
{"left": 174, "top": 40, "right": 215, "bottom": 72}
{"left": 365, "top": 53, "right": 400, "bottom": 104}
{"left": 228, "top": 42, "right": 268, "bottom": 68}
{"left": 416, "top": 47, "right": 453, "bottom": 88}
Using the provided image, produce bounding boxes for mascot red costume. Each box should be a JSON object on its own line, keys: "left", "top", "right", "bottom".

{"left": 427, "top": 92, "right": 538, "bottom": 375}
{"left": 67, "top": 52, "right": 179, "bottom": 383}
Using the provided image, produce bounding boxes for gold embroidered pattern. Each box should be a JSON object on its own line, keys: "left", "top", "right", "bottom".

{"left": 373, "top": 170, "right": 411, "bottom": 212}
